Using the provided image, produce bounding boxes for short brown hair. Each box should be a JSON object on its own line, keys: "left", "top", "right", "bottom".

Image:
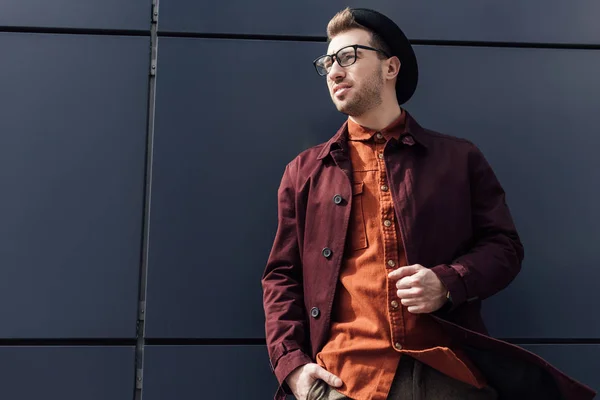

{"left": 326, "top": 7, "right": 392, "bottom": 57}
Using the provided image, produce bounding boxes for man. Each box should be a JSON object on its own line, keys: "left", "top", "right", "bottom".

{"left": 262, "top": 7, "right": 595, "bottom": 400}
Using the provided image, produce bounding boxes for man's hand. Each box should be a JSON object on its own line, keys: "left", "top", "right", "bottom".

{"left": 388, "top": 264, "right": 448, "bottom": 314}
{"left": 286, "top": 363, "right": 342, "bottom": 400}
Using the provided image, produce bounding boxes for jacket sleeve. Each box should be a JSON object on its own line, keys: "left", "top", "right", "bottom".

{"left": 261, "top": 161, "right": 312, "bottom": 389}
{"left": 432, "top": 144, "right": 524, "bottom": 309}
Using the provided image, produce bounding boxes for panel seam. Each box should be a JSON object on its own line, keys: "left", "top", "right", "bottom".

{"left": 133, "top": 1, "right": 159, "bottom": 399}
{"left": 155, "top": 32, "right": 600, "bottom": 49}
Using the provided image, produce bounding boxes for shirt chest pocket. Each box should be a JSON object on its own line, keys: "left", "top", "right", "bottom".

{"left": 348, "top": 182, "right": 368, "bottom": 251}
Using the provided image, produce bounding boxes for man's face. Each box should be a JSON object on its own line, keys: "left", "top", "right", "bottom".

{"left": 325, "top": 28, "right": 385, "bottom": 116}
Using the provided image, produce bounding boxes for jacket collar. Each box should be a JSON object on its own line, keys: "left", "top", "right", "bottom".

{"left": 316, "top": 110, "right": 430, "bottom": 160}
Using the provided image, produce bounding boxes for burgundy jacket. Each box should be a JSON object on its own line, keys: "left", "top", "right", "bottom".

{"left": 262, "top": 111, "right": 596, "bottom": 400}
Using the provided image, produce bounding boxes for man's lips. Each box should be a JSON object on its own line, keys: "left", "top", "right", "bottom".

{"left": 333, "top": 85, "right": 351, "bottom": 97}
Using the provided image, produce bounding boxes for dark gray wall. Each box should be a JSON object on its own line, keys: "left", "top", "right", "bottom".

{"left": 0, "top": 1, "right": 150, "bottom": 399}
{"left": 1, "top": 0, "right": 598, "bottom": 399}
{"left": 158, "top": 0, "right": 600, "bottom": 44}
{"left": 0, "top": 0, "right": 150, "bottom": 30}
{"left": 0, "top": 347, "right": 136, "bottom": 400}
{"left": 0, "top": 32, "right": 148, "bottom": 339}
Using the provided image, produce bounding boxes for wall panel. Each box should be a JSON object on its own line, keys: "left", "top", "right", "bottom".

{"left": 0, "top": 346, "right": 135, "bottom": 400}
{"left": 158, "top": 1, "right": 600, "bottom": 45}
{"left": 0, "top": 33, "right": 149, "bottom": 338}
{"left": 145, "top": 37, "right": 343, "bottom": 338}
{"left": 0, "top": 0, "right": 151, "bottom": 31}
{"left": 143, "top": 345, "right": 277, "bottom": 399}
{"left": 405, "top": 45, "right": 600, "bottom": 338}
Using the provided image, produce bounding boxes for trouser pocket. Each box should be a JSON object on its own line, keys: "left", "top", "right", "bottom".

{"left": 306, "top": 379, "right": 323, "bottom": 400}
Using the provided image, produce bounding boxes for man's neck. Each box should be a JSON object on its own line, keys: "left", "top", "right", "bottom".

{"left": 349, "top": 102, "right": 403, "bottom": 131}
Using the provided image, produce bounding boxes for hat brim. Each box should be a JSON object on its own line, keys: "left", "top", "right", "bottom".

{"left": 350, "top": 8, "right": 418, "bottom": 105}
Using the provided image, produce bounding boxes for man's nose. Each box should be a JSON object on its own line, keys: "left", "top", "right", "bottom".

{"left": 328, "top": 59, "right": 345, "bottom": 82}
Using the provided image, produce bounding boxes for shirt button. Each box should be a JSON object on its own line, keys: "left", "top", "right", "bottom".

{"left": 333, "top": 194, "right": 343, "bottom": 205}
{"left": 390, "top": 300, "right": 399, "bottom": 309}
{"left": 384, "top": 220, "right": 392, "bottom": 227}
{"left": 310, "top": 307, "right": 320, "bottom": 319}
{"left": 381, "top": 185, "right": 388, "bottom": 192}
{"left": 387, "top": 260, "right": 396, "bottom": 267}
{"left": 322, "top": 248, "right": 332, "bottom": 258}
{"left": 375, "top": 133, "right": 383, "bottom": 140}
{"left": 395, "top": 343, "right": 403, "bottom": 350}
{"left": 378, "top": 153, "right": 384, "bottom": 159}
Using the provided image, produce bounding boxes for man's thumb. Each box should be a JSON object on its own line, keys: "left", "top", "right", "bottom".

{"left": 315, "top": 366, "right": 342, "bottom": 387}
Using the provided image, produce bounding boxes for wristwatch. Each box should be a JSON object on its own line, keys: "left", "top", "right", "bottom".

{"left": 446, "top": 290, "right": 453, "bottom": 306}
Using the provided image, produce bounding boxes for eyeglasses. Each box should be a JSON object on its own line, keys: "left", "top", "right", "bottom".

{"left": 313, "top": 44, "right": 390, "bottom": 76}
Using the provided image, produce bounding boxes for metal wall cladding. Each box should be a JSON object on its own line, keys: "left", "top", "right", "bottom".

{"left": 158, "top": 0, "right": 600, "bottom": 44}
{"left": 145, "top": 37, "right": 343, "bottom": 338}
{"left": 523, "top": 345, "right": 600, "bottom": 393}
{"left": 0, "top": 33, "right": 149, "bottom": 338}
{"left": 142, "top": 345, "right": 278, "bottom": 399}
{"left": 0, "top": 346, "right": 135, "bottom": 400}
{"left": 404, "top": 45, "right": 600, "bottom": 339}
{"left": 0, "top": 0, "right": 151, "bottom": 30}
{"left": 146, "top": 38, "right": 600, "bottom": 341}
{"left": 2, "top": 0, "right": 599, "bottom": 397}
{"left": 145, "top": 37, "right": 599, "bottom": 393}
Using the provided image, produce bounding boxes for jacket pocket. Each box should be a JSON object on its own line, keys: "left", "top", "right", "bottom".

{"left": 349, "top": 182, "right": 368, "bottom": 250}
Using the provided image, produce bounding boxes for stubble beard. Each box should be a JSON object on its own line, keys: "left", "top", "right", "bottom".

{"left": 335, "top": 68, "right": 384, "bottom": 117}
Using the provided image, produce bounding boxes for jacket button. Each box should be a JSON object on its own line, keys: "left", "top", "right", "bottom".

{"left": 310, "top": 307, "right": 320, "bottom": 319}
{"left": 322, "top": 248, "right": 332, "bottom": 258}
{"left": 402, "top": 135, "right": 415, "bottom": 146}
{"left": 333, "top": 194, "right": 343, "bottom": 205}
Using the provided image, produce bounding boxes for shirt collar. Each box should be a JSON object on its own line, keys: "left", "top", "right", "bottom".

{"left": 347, "top": 110, "right": 407, "bottom": 142}
{"left": 317, "top": 109, "right": 430, "bottom": 161}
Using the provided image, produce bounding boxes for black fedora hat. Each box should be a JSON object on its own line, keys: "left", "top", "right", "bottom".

{"left": 349, "top": 8, "right": 418, "bottom": 105}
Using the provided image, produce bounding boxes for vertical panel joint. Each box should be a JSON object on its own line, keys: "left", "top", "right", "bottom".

{"left": 138, "top": 300, "right": 146, "bottom": 321}
{"left": 135, "top": 368, "right": 144, "bottom": 389}
{"left": 151, "top": 3, "right": 159, "bottom": 23}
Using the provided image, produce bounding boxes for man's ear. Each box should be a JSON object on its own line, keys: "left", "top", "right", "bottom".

{"left": 386, "top": 56, "right": 401, "bottom": 80}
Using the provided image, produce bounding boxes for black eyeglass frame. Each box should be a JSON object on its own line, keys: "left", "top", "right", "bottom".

{"left": 312, "top": 44, "right": 391, "bottom": 76}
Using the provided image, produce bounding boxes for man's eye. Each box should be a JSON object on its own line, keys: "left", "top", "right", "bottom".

{"left": 340, "top": 53, "right": 355, "bottom": 63}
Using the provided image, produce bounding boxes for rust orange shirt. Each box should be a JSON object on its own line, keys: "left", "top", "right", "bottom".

{"left": 316, "top": 111, "right": 486, "bottom": 400}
